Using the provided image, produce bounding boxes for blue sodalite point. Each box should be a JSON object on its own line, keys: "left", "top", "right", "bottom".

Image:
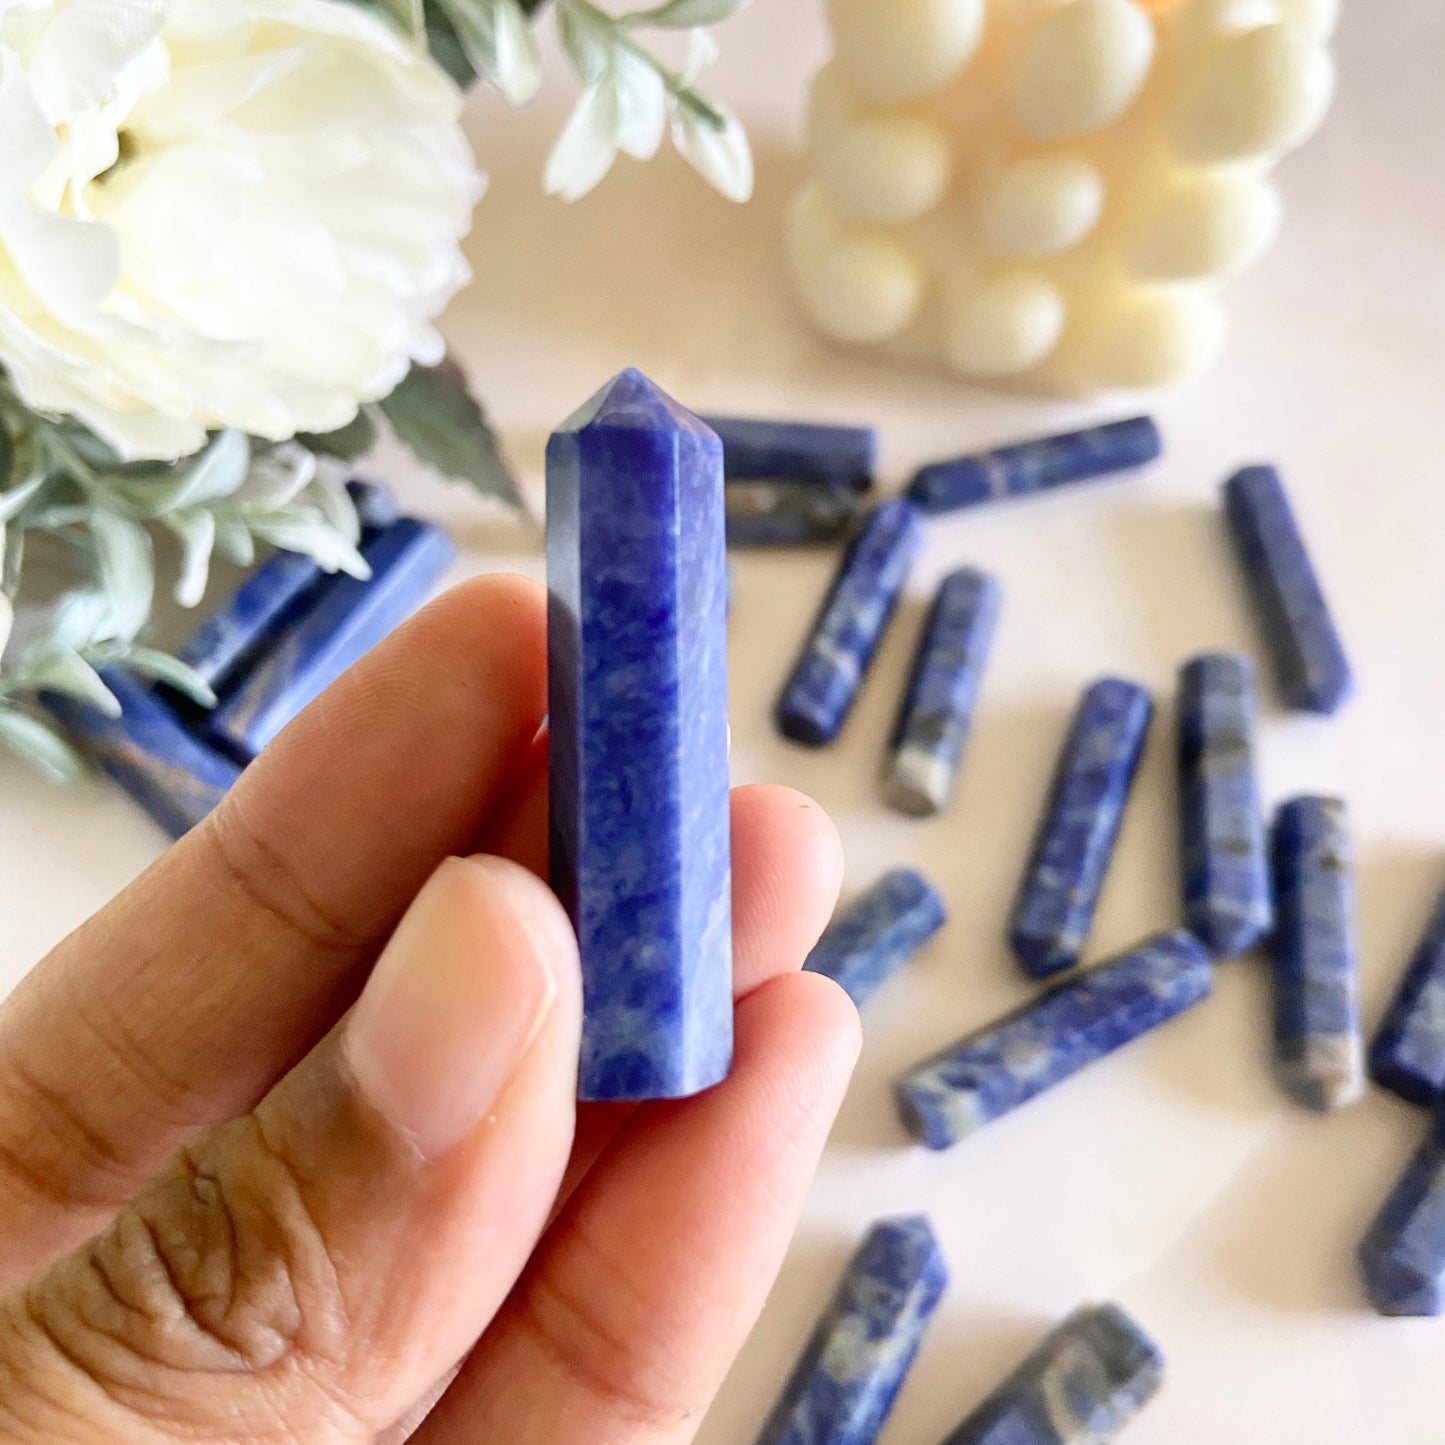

{"left": 1359, "top": 1105, "right": 1445, "bottom": 1316}
{"left": 1176, "top": 653, "right": 1272, "bottom": 957}
{"left": 940, "top": 1303, "right": 1165, "bottom": 1444}
{"left": 804, "top": 868, "right": 946, "bottom": 1008}
{"left": 775, "top": 498, "right": 923, "bottom": 747}
{"left": 42, "top": 670, "right": 240, "bottom": 840}
{"left": 702, "top": 414, "right": 876, "bottom": 491}
{"left": 1223, "top": 464, "right": 1353, "bottom": 715}
{"left": 547, "top": 369, "right": 732, "bottom": 1102}
{"left": 885, "top": 568, "right": 1001, "bottom": 817}
{"left": 906, "top": 417, "right": 1160, "bottom": 516}
{"left": 756, "top": 1215, "right": 948, "bottom": 1445}
{"left": 896, "top": 930, "right": 1211, "bottom": 1150}
{"left": 1371, "top": 885, "right": 1445, "bottom": 1108}
{"left": 1008, "top": 678, "right": 1153, "bottom": 978}
{"left": 725, "top": 479, "right": 868, "bottom": 547}
{"left": 1270, "top": 796, "right": 1364, "bottom": 1112}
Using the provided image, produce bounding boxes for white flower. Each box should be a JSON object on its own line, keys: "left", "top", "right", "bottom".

{"left": 0, "top": 0, "right": 484, "bottom": 461}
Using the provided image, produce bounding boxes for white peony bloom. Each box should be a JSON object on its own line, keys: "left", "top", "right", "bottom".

{"left": 0, "top": 0, "right": 484, "bottom": 461}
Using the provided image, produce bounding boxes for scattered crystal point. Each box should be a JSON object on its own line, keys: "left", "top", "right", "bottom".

{"left": 939, "top": 1303, "right": 1165, "bottom": 1444}
{"left": 547, "top": 369, "right": 732, "bottom": 1102}
{"left": 725, "top": 478, "right": 868, "bottom": 547}
{"left": 775, "top": 498, "right": 923, "bottom": 747}
{"left": 1008, "top": 677, "right": 1153, "bottom": 978}
{"left": 703, "top": 414, "right": 877, "bottom": 491}
{"left": 805, "top": 868, "right": 946, "bottom": 1007}
{"left": 1223, "top": 463, "right": 1353, "bottom": 714}
{"left": 896, "top": 929, "right": 1211, "bottom": 1150}
{"left": 42, "top": 670, "right": 240, "bottom": 839}
{"left": 1176, "top": 652, "right": 1272, "bottom": 956}
{"left": 1370, "top": 884, "right": 1445, "bottom": 1109}
{"left": 1270, "top": 796, "right": 1365, "bottom": 1112}
{"left": 205, "top": 517, "right": 454, "bottom": 762}
{"left": 884, "top": 567, "right": 1001, "bottom": 817}
{"left": 1359, "top": 1105, "right": 1445, "bottom": 1317}
{"left": 755, "top": 1215, "right": 948, "bottom": 1445}
{"left": 906, "top": 417, "right": 1160, "bottom": 516}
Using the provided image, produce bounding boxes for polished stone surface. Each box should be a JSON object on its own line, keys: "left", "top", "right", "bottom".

{"left": 885, "top": 568, "right": 1001, "bottom": 817}
{"left": 805, "top": 868, "right": 947, "bottom": 1007}
{"left": 1008, "top": 678, "right": 1153, "bottom": 978}
{"left": 1223, "top": 464, "right": 1353, "bottom": 714}
{"left": 725, "top": 478, "right": 868, "bottom": 547}
{"left": 205, "top": 517, "right": 454, "bottom": 762}
{"left": 702, "top": 414, "right": 876, "bottom": 491}
{"left": 548, "top": 369, "right": 732, "bottom": 1102}
{"left": 1176, "top": 653, "right": 1273, "bottom": 957}
{"left": 1370, "top": 884, "right": 1445, "bottom": 1107}
{"left": 775, "top": 498, "right": 923, "bottom": 746}
{"left": 1270, "top": 796, "right": 1364, "bottom": 1112}
{"left": 1359, "top": 1102, "right": 1445, "bottom": 1317}
{"left": 906, "top": 417, "right": 1160, "bottom": 516}
{"left": 896, "top": 930, "right": 1212, "bottom": 1150}
{"left": 756, "top": 1215, "right": 948, "bottom": 1445}
{"left": 939, "top": 1303, "right": 1165, "bottom": 1444}
{"left": 43, "top": 669, "right": 240, "bottom": 840}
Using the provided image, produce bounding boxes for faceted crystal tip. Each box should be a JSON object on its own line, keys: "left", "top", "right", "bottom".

{"left": 554, "top": 367, "right": 717, "bottom": 438}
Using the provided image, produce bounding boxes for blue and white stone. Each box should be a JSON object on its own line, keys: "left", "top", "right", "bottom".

{"left": 906, "top": 417, "right": 1160, "bottom": 516}
{"left": 1008, "top": 678, "right": 1153, "bottom": 978}
{"left": 755, "top": 1215, "right": 948, "bottom": 1445}
{"left": 702, "top": 414, "right": 876, "bottom": 492}
{"left": 885, "top": 568, "right": 1001, "bottom": 817}
{"left": 205, "top": 516, "right": 454, "bottom": 762}
{"left": 896, "top": 930, "right": 1212, "bottom": 1150}
{"left": 1370, "top": 884, "right": 1445, "bottom": 1108}
{"left": 775, "top": 498, "right": 923, "bottom": 747}
{"left": 805, "top": 869, "right": 947, "bottom": 1008}
{"left": 1270, "top": 796, "right": 1364, "bottom": 1112}
{"left": 347, "top": 478, "right": 401, "bottom": 533}
{"left": 548, "top": 370, "right": 732, "bottom": 1102}
{"left": 1223, "top": 464, "right": 1353, "bottom": 714}
{"left": 43, "top": 669, "right": 240, "bottom": 840}
{"left": 1359, "top": 1100, "right": 1445, "bottom": 1316}
{"left": 1176, "top": 653, "right": 1272, "bottom": 957}
{"left": 939, "top": 1303, "right": 1165, "bottom": 1445}
{"left": 726, "top": 479, "right": 868, "bottom": 548}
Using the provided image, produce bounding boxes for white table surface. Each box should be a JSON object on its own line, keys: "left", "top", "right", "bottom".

{"left": 3, "top": 3, "right": 1444, "bottom": 1441}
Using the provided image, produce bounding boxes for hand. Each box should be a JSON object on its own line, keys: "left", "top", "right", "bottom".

{"left": 0, "top": 576, "right": 859, "bottom": 1443}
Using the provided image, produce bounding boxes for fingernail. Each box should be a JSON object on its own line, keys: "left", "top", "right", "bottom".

{"left": 345, "top": 856, "right": 565, "bottom": 1156}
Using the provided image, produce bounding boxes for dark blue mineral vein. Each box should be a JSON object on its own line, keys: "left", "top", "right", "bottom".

{"left": 896, "top": 930, "right": 1212, "bottom": 1150}
{"left": 725, "top": 479, "right": 869, "bottom": 547}
{"left": 547, "top": 369, "right": 732, "bottom": 1102}
{"left": 938, "top": 1303, "right": 1165, "bottom": 1444}
{"left": 1223, "top": 464, "right": 1352, "bottom": 714}
{"left": 1176, "top": 653, "right": 1272, "bottom": 957}
{"left": 884, "top": 568, "right": 1001, "bottom": 818}
{"left": 804, "top": 869, "right": 947, "bottom": 1007}
{"left": 1008, "top": 678, "right": 1153, "bottom": 978}
{"left": 702, "top": 415, "right": 877, "bottom": 491}
{"left": 42, "top": 669, "right": 240, "bottom": 840}
{"left": 756, "top": 1215, "right": 948, "bottom": 1445}
{"left": 775, "top": 498, "right": 923, "bottom": 747}
{"left": 1359, "top": 1100, "right": 1445, "bottom": 1316}
{"left": 1371, "top": 884, "right": 1445, "bottom": 1107}
{"left": 1270, "top": 796, "right": 1364, "bottom": 1112}
{"left": 905, "top": 417, "right": 1160, "bottom": 516}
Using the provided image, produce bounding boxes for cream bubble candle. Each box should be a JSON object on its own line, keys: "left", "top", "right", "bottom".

{"left": 787, "top": 0, "right": 1336, "bottom": 390}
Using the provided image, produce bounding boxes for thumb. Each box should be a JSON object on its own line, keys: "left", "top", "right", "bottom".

{"left": 0, "top": 856, "right": 581, "bottom": 1443}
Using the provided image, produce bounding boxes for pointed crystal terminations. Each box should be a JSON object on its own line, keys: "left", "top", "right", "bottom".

{"left": 804, "top": 868, "right": 947, "bottom": 1008}
{"left": 1223, "top": 463, "right": 1353, "bottom": 714}
{"left": 547, "top": 370, "right": 733, "bottom": 1102}
{"left": 42, "top": 670, "right": 240, "bottom": 839}
{"left": 1176, "top": 653, "right": 1273, "bottom": 957}
{"left": 884, "top": 568, "right": 1002, "bottom": 817}
{"left": 905, "top": 417, "right": 1160, "bottom": 516}
{"left": 1270, "top": 796, "right": 1365, "bottom": 1112}
{"left": 1008, "top": 678, "right": 1154, "bottom": 978}
{"left": 755, "top": 1215, "right": 948, "bottom": 1445}
{"left": 1370, "top": 885, "right": 1445, "bottom": 1107}
{"left": 938, "top": 1303, "right": 1165, "bottom": 1445}
{"left": 896, "top": 931, "right": 1212, "bottom": 1151}
{"left": 1359, "top": 1102, "right": 1445, "bottom": 1316}
{"left": 702, "top": 414, "right": 877, "bottom": 491}
{"left": 775, "top": 498, "right": 923, "bottom": 746}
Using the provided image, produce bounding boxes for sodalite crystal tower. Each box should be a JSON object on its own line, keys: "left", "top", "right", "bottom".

{"left": 547, "top": 370, "right": 733, "bottom": 1102}
{"left": 1359, "top": 1101, "right": 1445, "bottom": 1317}
{"left": 1371, "top": 885, "right": 1445, "bottom": 1108}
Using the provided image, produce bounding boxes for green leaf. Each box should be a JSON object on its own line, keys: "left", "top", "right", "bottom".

{"left": 213, "top": 515, "right": 256, "bottom": 568}
{"left": 0, "top": 709, "right": 89, "bottom": 785}
{"left": 133, "top": 429, "right": 250, "bottom": 516}
{"left": 298, "top": 409, "right": 379, "bottom": 463}
{"left": 558, "top": 0, "right": 614, "bottom": 83}
{"left": 437, "top": 0, "right": 541, "bottom": 105}
{"left": 625, "top": 0, "right": 745, "bottom": 26}
{"left": 121, "top": 648, "right": 218, "bottom": 709}
{"left": 423, "top": 2, "right": 478, "bottom": 85}
{"left": 250, "top": 512, "right": 370, "bottom": 578}
{"left": 90, "top": 509, "right": 153, "bottom": 641}
{"left": 20, "top": 645, "right": 121, "bottom": 716}
{"left": 379, "top": 362, "right": 520, "bottom": 506}
{"left": 164, "top": 509, "right": 217, "bottom": 609}
{"left": 0, "top": 470, "right": 46, "bottom": 523}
